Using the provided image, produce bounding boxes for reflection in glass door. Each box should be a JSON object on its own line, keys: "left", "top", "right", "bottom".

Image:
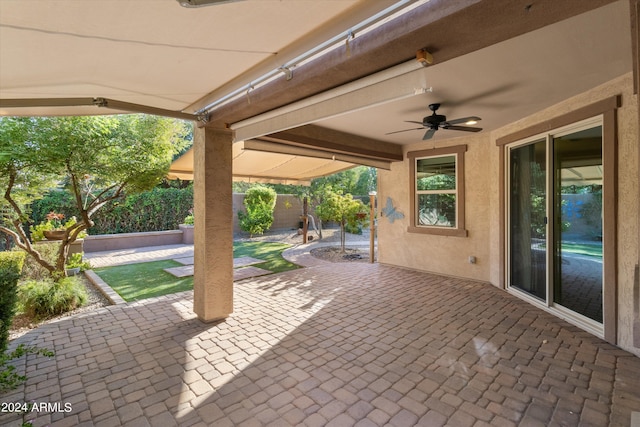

{"left": 508, "top": 122, "right": 604, "bottom": 327}
{"left": 553, "top": 128, "right": 603, "bottom": 323}
{"left": 509, "top": 140, "right": 547, "bottom": 300}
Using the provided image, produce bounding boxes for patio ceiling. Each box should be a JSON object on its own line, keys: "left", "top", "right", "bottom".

{"left": 0, "top": 0, "right": 633, "bottom": 171}
{"left": 0, "top": 0, "right": 397, "bottom": 117}
{"left": 225, "top": 0, "right": 632, "bottom": 146}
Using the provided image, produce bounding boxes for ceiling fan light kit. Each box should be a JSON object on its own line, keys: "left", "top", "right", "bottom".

{"left": 387, "top": 103, "right": 483, "bottom": 140}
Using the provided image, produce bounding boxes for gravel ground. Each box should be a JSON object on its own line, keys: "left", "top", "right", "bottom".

{"left": 310, "top": 246, "right": 373, "bottom": 263}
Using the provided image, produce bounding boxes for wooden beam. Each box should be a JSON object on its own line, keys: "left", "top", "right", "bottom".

{"left": 207, "top": 0, "right": 617, "bottom": 127}
{"left": 262, "top": 125, "right": 403, "bottom": 162}
{"left": 245, "top": 139, "right": 392, "bottom": 170}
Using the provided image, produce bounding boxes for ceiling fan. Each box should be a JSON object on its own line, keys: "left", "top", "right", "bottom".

{"left": 387, "top": 103, "right": 482, "bottom": 140}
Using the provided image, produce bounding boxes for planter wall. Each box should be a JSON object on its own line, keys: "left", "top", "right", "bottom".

{"left": 179, "top": 224, "right": 194, "bottom": 244}
{"left": 84, "top": 230, "right": 183, "bottom": 252}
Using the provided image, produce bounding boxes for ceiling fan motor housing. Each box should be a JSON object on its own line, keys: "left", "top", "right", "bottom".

{"left": 424, "top": 114, "right": 446, "bottom": 127}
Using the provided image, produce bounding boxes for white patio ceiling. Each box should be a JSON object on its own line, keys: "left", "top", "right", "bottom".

{"left": 0, "top": 0, "right": 396, "bottom": 116}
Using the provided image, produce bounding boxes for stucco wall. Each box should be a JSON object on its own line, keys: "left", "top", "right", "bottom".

{"left": 377, "top": 132, "right": 492, "bottom": 282}
{"left": 378, "top": 73, "right": 639, "bottom": 356}
{"left": 233, "top": 194, "right": 304, "bottom": 233}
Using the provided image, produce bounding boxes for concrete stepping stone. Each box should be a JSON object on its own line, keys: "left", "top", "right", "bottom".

{"left": 233, "top": 256, "right": 264, "bottom": 268}
{"left": 173, "top": 256, "right": 194, "bottom": 265}
{"left": 233, "top": 266, "right": 271, "bottom": 281}
{"left": 171, "top": 256, "right": 263, "bottom": 268}
{"left": 164, "top": 262, "right": 270, "bottom": 280}
{"left": 164, "top": 265, "right": 194, "bottom": 277}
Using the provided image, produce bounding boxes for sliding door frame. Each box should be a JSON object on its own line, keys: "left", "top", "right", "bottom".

{"left": 497, "top": 96, "right": 619, "bottom": 343}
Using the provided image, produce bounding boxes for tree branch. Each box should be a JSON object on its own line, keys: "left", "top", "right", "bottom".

{"left": 3, "top": 166, "right": 56, "bottom": 273}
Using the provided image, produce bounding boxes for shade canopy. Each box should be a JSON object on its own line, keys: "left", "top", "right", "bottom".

{"left": 168, "top": 141, "right": 356, "bottom": 185}
{"left": 0, "top": 0, "right": 394, "bottom": 117}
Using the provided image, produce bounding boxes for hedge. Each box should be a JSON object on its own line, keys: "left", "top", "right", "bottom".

{"left": 0, "top": 252, "right": 26, "bottom": 273}
{"left": 30, "top": 186, "right": 193, "bottom": 235}
{"left": 0, "top": 251, "right": 26, "bottom": 352}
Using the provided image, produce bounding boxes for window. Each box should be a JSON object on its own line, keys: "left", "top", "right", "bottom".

{"left": 408, "top": 145, "right": 467, "bottom": 237}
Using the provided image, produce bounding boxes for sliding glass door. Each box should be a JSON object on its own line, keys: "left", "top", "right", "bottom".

{"left": 509, "top": 139, "right": 547, "bottom": 300}
{"left": 507, "top": 120, "right": 604, "bottom": 329}
{"left": 552, "top": 128, "right": 603, "bottom": 323}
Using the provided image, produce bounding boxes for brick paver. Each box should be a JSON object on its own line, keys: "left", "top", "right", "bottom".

{"left": 2, "top": 261, "right": 639, "bottom": 426}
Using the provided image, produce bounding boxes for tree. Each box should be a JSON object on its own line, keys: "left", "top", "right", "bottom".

{"left": 315, "top": 190, "right": 368, "bottom": 252}
{"left": 0, "top": 115, "right": 190, "bottom": 280}
{"left": 238, "top": 185, "right": 277, "bottom": 237}
{"left": 309, "top": 166, "right": 375, "bottom": 196}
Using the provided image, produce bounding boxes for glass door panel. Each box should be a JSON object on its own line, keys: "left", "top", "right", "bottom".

{"left": 509, "top": 140, "right": 547, "bottom": 300}
{"left": 552, "top": 127, "right": 603, "bottom": 323}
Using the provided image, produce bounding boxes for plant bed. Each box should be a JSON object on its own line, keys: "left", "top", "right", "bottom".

{"left": 10, "top": 273, "right": 111, "bottom": 341}
{"left": 310, "top": 246, "right": 372, "bottom": 263}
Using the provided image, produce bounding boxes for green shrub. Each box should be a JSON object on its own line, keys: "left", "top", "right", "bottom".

{"left": 29, "top": 191, "right": 77, "bottom": 228}
{"left": 0, "top": 251, "right": 26, "bottom": 273}
{"left": 30, "top": 186, "right": 194, "bottom": 235}
{"left": 65, "top": 253, "right": 82, "bottom": 269}
{"left": 89, "top": 186, "right": 193, "bottom": 234}
{"left": 30, "top": 215, "right": 87, "bottom": 242}
{"left": 21, "top": 241, "right": 60, "bottom": 282}
{"left": 19, "top": 277, "right": 87, "bottom": 320}
{"left": 183, "top": 209, "right": 194, "bottom": 225}
{"left": 238, "top": 185, "right": 277, "bottom": 237}
{"left": 0, "top": 344, "right": 54, "bottom": 393}
{"left": 0, "top": 251, "right": 26, "bottom": 353}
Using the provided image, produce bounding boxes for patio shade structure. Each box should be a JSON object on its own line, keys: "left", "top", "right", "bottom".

{"left": 167, "top": 140, "right": 358, "bottom": 185}
{"left": 2, "top": 0, "right": 639, "bottom": 356}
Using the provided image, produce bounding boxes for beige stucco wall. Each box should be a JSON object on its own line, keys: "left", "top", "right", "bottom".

{"left": 377, "top": 131, "right": 493, "bottom": 282}
{"left": 232, "top": 194, "right": 304, "bottom": 233}
{"left": 378, "top": 73, "right": 639, "bottom": 356}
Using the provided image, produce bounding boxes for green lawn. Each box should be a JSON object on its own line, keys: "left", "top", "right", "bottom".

{"left": 94, "top": 259, "right": 192, "bottom": 301}
{"left": 93, "top": 242, "right": 299, "bottom": 302}
{"left": 233, "top": 241, "right": 298, "bottom": 273}
{"left": 560, "top": 242, "right": 602, "bottom": 258}
{"left": 540, "top": 242, "right": 603, "bottom": 258}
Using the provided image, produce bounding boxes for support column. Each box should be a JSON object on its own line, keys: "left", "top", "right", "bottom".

{"left": 193, "top": 126, "right": 233, "bottom": 322}
{"left": 369, "top": 191, "right": 376, "bottom": 263}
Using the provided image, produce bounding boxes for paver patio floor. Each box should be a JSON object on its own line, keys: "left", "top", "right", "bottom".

{"left": 3, "top": 262, "right": 639, "bottom": 426}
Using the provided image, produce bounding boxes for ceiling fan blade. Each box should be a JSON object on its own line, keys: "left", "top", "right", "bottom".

{"left": 385, "top": 127, "right": 423, "bottom": 135}
{"left": 404, "top": 120, "right": 424, "bottom": 125}
{"left": 443, "top": 125, "right": 483, "bottom": 132}
{"left": 445, "top": 116, "right": 481, "bottom": 125}
{"left": 422, "top": 129, "right": 437, "bottom": 140}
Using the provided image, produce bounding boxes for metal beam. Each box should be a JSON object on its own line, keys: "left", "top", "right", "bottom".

{"left": 0, "top": 97, "right": 198, "bottom": 121}
{"left": 262, "top": 125, "right": 403, "bottom": 162}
